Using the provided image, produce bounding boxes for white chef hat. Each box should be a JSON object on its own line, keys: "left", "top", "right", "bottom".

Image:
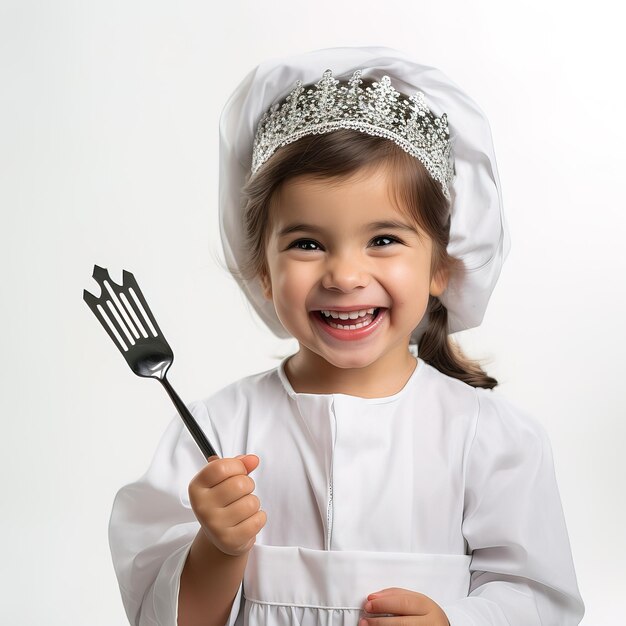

{"left": 218, "top": 46, "right": 510, "bottom": 344}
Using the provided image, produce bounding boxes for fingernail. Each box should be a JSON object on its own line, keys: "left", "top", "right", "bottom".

{"left": 359, "top": 620, "right": 367, "bottom": 626}
{"left": 364, "top": 601, "right": 373, "bottom": 612}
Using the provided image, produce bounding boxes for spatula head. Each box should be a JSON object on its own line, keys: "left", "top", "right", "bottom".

{"left": 83, "top": 265, "right": 174, "bottom": 379}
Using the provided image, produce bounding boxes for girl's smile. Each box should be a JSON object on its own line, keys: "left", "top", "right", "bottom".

{"left": 259, "top": 163, "right": 448, "bottom": 394}
{"left": 311, "top": 307, "right": 387, "bottom": 341}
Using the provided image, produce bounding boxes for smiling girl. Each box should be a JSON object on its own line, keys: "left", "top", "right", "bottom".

{"left": 109, "top": 47, "right": 584, "bottom": 626}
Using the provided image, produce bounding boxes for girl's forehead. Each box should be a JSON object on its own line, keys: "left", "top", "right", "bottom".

{"left": 272, "top": 167, "right": 403, "bottom": 215}
{"left": 282, "top": 164, "right": 390, "bottom": 193}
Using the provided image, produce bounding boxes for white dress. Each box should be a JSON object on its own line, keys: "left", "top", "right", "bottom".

{"left": 108, "top": 355, "right": 585, "bottom": 626}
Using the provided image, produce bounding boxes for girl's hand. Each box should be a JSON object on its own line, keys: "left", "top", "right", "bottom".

{"left": 187, "top": 454, "right": 267, "bottom": 557}
{"left": 361, "top": 588, "right": 450, "bottom": 626}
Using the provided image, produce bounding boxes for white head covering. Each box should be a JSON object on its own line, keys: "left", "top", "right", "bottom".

{"left": 218, "top": 46, "right": 510, "bottom": 344}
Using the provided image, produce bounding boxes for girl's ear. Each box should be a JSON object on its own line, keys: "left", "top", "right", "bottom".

{"left": 429, "top": 266, "right": 449, "bottom": 297}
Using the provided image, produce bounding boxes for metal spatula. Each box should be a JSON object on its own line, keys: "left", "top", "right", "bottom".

{"left": 83, "top": 264, "right": 218, "bottom": 460}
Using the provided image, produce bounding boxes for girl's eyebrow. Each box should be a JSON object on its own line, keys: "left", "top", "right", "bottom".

{"left": 277, "top": 220, "right": 418, "bottom": 237}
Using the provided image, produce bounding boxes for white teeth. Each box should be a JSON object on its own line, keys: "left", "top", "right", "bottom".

{"left": 327, "top": 318, "right": 372, "bottom": 330}
{"left": 320, "top": 307, "right": 376, "bottom": 319}
{"left": 319, "top": 307, "right": 381, "bottom": 330}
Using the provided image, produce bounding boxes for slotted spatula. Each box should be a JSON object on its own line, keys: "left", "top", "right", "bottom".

{"left": 83, "top": 264, "right": 218, "bottom": 460}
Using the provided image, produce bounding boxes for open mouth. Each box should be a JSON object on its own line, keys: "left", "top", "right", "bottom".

{"left": 316, "top": 307, "right": 383, "bottom": 330}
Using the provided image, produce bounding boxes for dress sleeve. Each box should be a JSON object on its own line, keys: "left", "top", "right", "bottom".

{"left": 440, "top": 390, "right": 585, "bottom": 626}
{"left": 108, "top": 401, "right": 244, "bottom": 626}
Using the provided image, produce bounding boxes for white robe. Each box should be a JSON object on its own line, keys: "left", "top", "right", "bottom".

{"left": 108, "top": 354, "right": 585, "bottom": 625}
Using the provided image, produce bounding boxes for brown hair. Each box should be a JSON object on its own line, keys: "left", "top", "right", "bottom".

{"left": 230, "top": 78, "right": 498, "bottom": 389}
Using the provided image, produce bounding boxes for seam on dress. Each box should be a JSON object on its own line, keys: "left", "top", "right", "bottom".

{"left": 243, "top": 595, "right": 363, "bottom": 610}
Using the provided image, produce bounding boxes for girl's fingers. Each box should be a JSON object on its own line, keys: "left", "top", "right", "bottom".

{"left": 219, "top": 509, "right": 267, "bottom": 549}
{"left": 219, "top": 493, "right": 262, "bottom": 526}
{"left": 201, "top": 457, "right": 252, "bottom": 488}
{"left": 364, "top": 591, "right": 430, "bottom": 616}
{"left": 210, "top": 474, "right": 256, "bottom": 507}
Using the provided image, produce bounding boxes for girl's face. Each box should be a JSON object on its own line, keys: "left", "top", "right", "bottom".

{"left": 260, "top": 164, "right": 447, "bottom": 373}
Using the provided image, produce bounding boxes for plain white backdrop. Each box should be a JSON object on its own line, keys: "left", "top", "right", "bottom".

{"left": 1, "top": 0, "right": 624, "bottom": 623}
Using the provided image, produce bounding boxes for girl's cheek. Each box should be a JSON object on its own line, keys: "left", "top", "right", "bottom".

{"left": 280, "top": 263, "right": 317, "bottom": 284}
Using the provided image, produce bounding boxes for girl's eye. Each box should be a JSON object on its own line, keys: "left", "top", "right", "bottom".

{"left": 371, "top": 235, "right": 401, "bottom": 247}
{"left": 288, "top": 239, "right": 321, "bottom": 251}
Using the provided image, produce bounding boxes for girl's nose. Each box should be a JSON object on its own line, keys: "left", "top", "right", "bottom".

{"left": 321, "top": 254, "right": 369, "bottom": 292}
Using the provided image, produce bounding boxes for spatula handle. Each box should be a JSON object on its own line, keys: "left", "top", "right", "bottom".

{"left": 159, "top": 376, "right": 219, "bottom": 460}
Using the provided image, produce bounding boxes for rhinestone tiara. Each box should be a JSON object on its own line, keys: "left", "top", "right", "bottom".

{"left": 251, "top": 69, "right": 455, "bottom": 200}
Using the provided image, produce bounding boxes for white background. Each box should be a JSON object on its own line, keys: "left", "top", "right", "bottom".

{"left": 1, "top": 0, "right": 624, "bottom": 623}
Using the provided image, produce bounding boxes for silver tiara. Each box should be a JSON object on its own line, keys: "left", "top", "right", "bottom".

{"left": 251, "top": 69, "right": 455, "bottom": 200}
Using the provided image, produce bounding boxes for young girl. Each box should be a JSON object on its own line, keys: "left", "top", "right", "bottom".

{"left": 109, "top": 46, "right": 585, "bottom": 626}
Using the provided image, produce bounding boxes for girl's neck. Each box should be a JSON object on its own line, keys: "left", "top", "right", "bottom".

{"left": 284, "top": 345, "right": 418, "bottom": 398}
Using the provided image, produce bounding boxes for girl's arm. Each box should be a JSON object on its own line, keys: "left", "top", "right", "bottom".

{"left": 109, "top": 403, "right": 244, "bottom": 626}
{"left": 179, "top": 451, "right": 265, "bottom": 626}
{"left": 178, "top": 529, "right": 248, "bottom": 626}
{"left": 440, "top": 390, "right": 585, "bottom": 625}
